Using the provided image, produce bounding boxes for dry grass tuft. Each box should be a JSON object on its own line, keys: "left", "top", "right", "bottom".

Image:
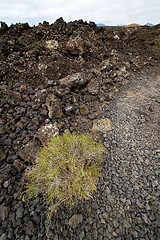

{"left": 24, "top": 132, "right": 105, "bottom": 210}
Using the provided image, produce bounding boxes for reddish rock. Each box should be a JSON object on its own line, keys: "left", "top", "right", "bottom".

{"left": 0, "top": 205, "right": 9, "bottom": 221}
{"left": 66, "top": 34, "right": 84, "bottom": 56}
{"left": 20, "top": 85, "right": 27, "bottom": 91}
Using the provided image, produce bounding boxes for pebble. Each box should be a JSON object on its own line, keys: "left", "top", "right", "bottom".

{"left": 68, "top": 214, "right": 83, "bottom": 229}
{"left": 0, "top": 206, "right": 8, "bottom": 221}
{"left": 142, "top": 214, "right": 151, "bottom": 225}
{"left": 112, "top": 232, "right": 118, "bottom": 237}
{"left": 25, "top": 220, "right": 35, "bottom": 236}
{"left": 16, "top": 204, "right": 24, "bottom": 219}
{"left": 7, "top": 228, "right": 13, "bottom": 239}
{"left": 0, "top": 233, "right": 7, "bottom": 240}
{"left": 107, "top": 194, "right": 114, "bottom": 202}
{"left": 79, "top": 230, "right": 84, "bottom": 239}
{"left": 91, "top": 201, "right": 99, "bottom": 210}
{"left": 24, "top": 236, "right": 30, "bottom": 240}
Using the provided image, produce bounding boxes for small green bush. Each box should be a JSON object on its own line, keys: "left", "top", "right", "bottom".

{"left": 24, "top": 132, "right": 105, "bottom": 210}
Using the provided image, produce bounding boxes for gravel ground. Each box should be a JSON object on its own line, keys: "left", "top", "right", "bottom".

{"left": 99, "top": 69, "right": 160, "bottom": 240}
{"left": 0, "top": 68, "right": 159, "bottom": 240}
{"left": 43, "top": 68, "right": 160, "bottom": 240}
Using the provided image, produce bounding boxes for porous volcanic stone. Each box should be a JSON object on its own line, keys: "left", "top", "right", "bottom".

{"left": 12, "top": 159, "right": 24, "bottom": 172}
{"left": 6, "top": 90, "right": 22, "bottom": 106}
{"left": 46, "top": 94, "right": 63, "bottom": 119}
{"left": 59, "top": 72, "right": 87, "bottom": 89}
{"left": 25, "top": 220, "right": 35, "bottom": 236}
{"left": 45, "top": 40, "right": 58, "bottom": 50}
{"left": 68, "top": 214, "right": 83, "bottom": 229}
{"left": 66, "top": 34, "right": 84, "bottom": 56}
{"left": 0, "top": 205, "right": 9, "bottom": 221}
{"left": 91, "top": 118, "right": 112, "bottom": 133}
{"left": 18, "top": 140, "right": 41, "bottom": 163}
{"left": 34, "top": 123, "right": 59, "bottom": 146}
{"left": 87, "top": 78, "right": 100, "bottom": 95}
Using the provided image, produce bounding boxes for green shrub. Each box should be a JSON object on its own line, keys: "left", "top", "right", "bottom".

{"left": 24, "top": 132, "right": 105, "bottom": 210}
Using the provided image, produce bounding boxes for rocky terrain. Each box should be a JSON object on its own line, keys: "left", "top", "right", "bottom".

{"left": 0, "top": 18, "right": 160, "bottom": 239}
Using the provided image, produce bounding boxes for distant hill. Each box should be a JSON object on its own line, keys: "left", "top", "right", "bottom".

{"left": 125, "top": 23, "right": 141, "bottom": 28}
{"left": 96, "top": 23, "right": 106, "bottom": 27}
{"left": 96, "top": 23, "right": 124, "bottom": 28}
{"left": 145, "top": 23, "right": 154, "bottom": 27}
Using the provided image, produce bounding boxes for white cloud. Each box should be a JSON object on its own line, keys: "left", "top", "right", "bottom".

{"left": 0, "top": 0, "right": 160, "bottom": 26}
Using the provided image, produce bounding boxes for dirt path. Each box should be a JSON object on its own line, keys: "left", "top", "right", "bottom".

{"left": 95, "top": 68, "right": 160, "bottom": 239}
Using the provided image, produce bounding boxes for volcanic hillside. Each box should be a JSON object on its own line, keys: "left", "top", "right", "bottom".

{"left": 0, "top": 18, "right": 160, "bottom": 87}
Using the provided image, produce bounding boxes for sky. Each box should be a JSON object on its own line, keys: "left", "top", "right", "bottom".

{"left": 0, "top": 0, "right": 160, "bottom": 26}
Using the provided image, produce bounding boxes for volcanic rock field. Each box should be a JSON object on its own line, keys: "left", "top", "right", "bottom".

{"left": 0, "top": 18, "right": 160, "bottom": 239}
